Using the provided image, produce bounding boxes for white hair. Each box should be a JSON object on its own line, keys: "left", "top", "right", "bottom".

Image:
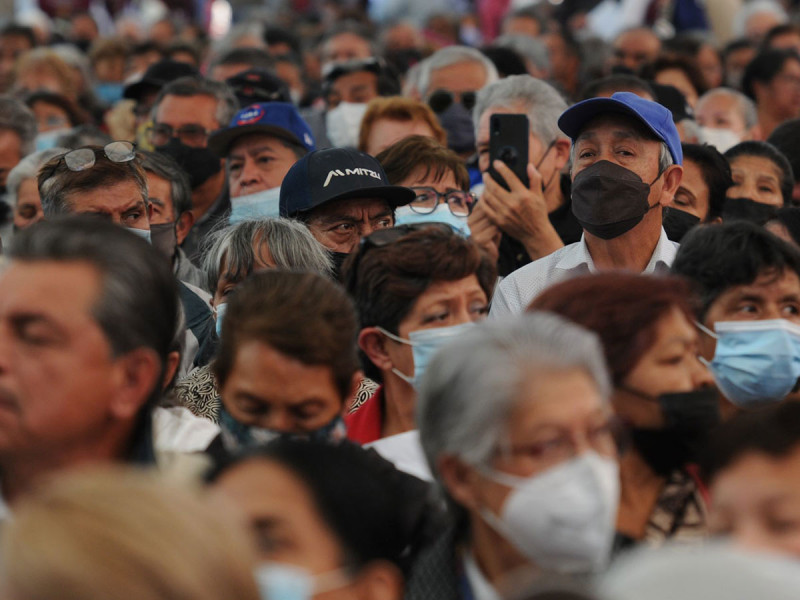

{"left": 733, "top": 0, "right": 788, "bottom": 38}
{"left": 473, "top": 74, "right": 568, "bottom": 145}
{"left": 697, "top": 87, "right": 759, "bottom": 129}
{"left": 417, "top": 312, "right": 611, "bottom": 477}
{"left": 417, "top": 46, "right": 499, "bottom": 98}
{"left": 493, "top": 34, "right": 550, "bottom": 74}
{"left": 5, "top": 148, "right": 68, "bottom": 208}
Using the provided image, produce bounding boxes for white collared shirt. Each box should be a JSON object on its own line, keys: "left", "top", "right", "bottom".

{"left": 489, "top": 228, "right": 679, "bottom": 318}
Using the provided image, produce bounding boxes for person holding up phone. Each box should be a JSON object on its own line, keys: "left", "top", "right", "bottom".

{"left": 471, "top": 75, "right": 582, "bottom": 276}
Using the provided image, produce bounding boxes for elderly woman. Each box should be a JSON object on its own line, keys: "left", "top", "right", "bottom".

{"left": 410, "top": 313, "right": 619, "bottom": 599}
{"left": 343, "top": 226, "right": 495, "bottom": 450}
{"left": 5, "top": 147, "right": 67, "bottom": 232}
{"left": 173, "top": 218, "right": 333, "bottom": 421}
{"left": 723, "top": 141, "right": 794, "bottom": 223}
{"left": 530, "top": 272, "right": 716, "bottom": 548}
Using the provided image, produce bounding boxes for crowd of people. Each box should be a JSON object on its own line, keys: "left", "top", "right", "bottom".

{"left": 4, "top": 0, "right": 800, "bottom": 597}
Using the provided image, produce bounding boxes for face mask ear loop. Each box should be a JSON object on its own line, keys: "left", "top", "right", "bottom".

{"left": 695, "top": 321, "right": 718, "bottom": 339}
{"left": 375, "top": 326, "right": 416, "bottom": 346}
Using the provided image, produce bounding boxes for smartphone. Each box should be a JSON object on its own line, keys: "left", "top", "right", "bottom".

{"left": 488, "top": 113, "right": 530, "bottom": 190}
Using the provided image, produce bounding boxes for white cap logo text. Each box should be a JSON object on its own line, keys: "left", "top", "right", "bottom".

{"left": 323, "top": 168, "right": 382, "bottom": 188}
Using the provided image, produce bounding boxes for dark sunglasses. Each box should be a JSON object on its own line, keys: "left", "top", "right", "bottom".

{"left": 427, "top": 89, "right": 478, "bottom": 114}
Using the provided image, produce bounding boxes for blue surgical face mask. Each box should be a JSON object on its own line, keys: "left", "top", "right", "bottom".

{"left": 127, "top": 227, "right": 152, "bottom": 244}
{"left": 698, "top": 319, "right": 800, "bottom": 407}
{"left": 229, "top": 187, "right": 281, "bottom": 225}
{"left": 254, "top": 563, "right": 351, "bottom": 600}
{"left": 377, "top": 322, "right": 474, "bottom": 389}
{"left": 35, "top": 128, "right": 69, "bottom": 151}
{"left": 215, "top": 302, "right": 227, "bottom": 337}
{"left": 94, "top": 82, "right": 124, "bottom": 106}
{"left": 218, "top": 405, "right": 348, "bottom": 453}
{"left": 393, "top": 204, "right": 471, "bottom": 237}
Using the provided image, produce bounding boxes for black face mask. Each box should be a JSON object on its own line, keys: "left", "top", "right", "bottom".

{"left": 437, "top": 102, "right": 476, "bottom": 154}
{"left": 624, "top": 387, "right": 721, "bottom": 476}
{"left": 663, "top": 206, "right": 701, "bottom": 243}
{"left": 150, "top": 222, "right": 177, "bottom": 262}
{"left": 722, "top": 197, "right": 778, "bottom": 226}
{"left": 156, "top": 138, "right": 222, "bottom": 189}
{"left": 571, "top": 160, "right": 661, "bottom": 240}
{"left": 329, "top": 250, "right": 350, "bottom": 282}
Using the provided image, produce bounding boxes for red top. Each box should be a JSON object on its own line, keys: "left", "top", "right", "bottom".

{"left": 345, "top": 386, "right": 384, "bottom": 445}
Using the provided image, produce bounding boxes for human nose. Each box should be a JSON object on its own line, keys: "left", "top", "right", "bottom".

{"left": 732, "top": 520, "right": 776, "bottom": 555}
{"left": 238, "top": 157, "right": 263, "bottom": 189}
{"left": 691, "top": 355, "right": 715, "bottom": 389}
{"left": 264, "top": 410, "right": 293, "bottom": 433}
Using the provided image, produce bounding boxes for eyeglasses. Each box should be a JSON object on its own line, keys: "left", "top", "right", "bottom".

{"left": 427, "top": 89, "right": 477, "bottom": 114}
{"left": 343, "top": 222, "right": 455, "bottom": 290}
{"left": 147, "top": 122, "right": 210, "bottom": 147}
{"left": 409, "top": 186, "right": 477, "bottom": 216}
{"left": 61, "top": 141, "right": 136, "bottom": 172}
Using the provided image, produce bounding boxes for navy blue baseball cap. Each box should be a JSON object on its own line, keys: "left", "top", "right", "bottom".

{"left": 207, "top": 102, "right": 315, "bottom": 156}
{"left": 280, "top": 148, "right": 415, "bottom": 217}
{"left": 558, "top": 92, "right": 683, "bottom": 165}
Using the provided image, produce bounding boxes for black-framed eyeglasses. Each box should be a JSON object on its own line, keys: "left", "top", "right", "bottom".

{"left": 343, "top": 222, "right": 455, "bottom": 290}
{"left": 147, "top": 122, "right": 210, "bottom": 147}
{"left": 409, "top": 186, "right": 478, "bottom": 216}
{"left": 62, "top": 141, "right": 136, "bottom": 172}
{"left": 427, "top": 89, "right": 478, "bottom": 114}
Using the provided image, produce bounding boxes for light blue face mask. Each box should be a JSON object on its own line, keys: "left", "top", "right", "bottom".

{"left": 215, "top": 302, "right": 227, "bottom": 337}
{"left": 377, "top": 322, "right": 474, "bottom": 389}
{"left": 393, "top": 204, "right": 471, "bottom": 237}
{"left": 229, "top": 187, "right": 282, "bottom": 225}
{"left": 698, "top": 319, "right": 800, "bottom": 407}
{"left": 254, "top": 563, "right": 351, "bottom": 600}
{"left": 35, "top": 128, "right": 70, "bottom": 151}
{"left": 93, "top": 82, "right": 124, "bottom": 106}
{"left": 127, "top": 227, "right": 152, "bottom": 244}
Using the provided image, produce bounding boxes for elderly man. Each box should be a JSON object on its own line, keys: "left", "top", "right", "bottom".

{"left": 207, "top": 102, "right": 314, "bottom": 223}
{"left": 38, "top": 143, "right": 216, "bottom": 376}
{"left": 695, "top": 88, "right": 762, "bottom": 152}
{"left": 610, "top": 28, "right": 662, "bottom": 74}
{"left": 418, "top": 46, "right": 498, "bottom": 157}
{"left": 491, "top": 92, "right": 683, "bottom": 317}
{"left": 279, "top": 147, "right": 414, "bottom": 261}
{"left": 0, "top": 217, "right": 179, "bottom": 505}
{"left": 149, "top": 76, "right": 239, "bottom": 262}
{"left": 470, "top": 75, "right": 581, "bottom": 276}
{"left": 138, "top": 150, "right": 205, "bottom": 289}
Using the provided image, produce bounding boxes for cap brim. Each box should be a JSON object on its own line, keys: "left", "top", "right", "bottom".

{"left": 207, "top": 124, "right": 305, "bottom": 156}
{"left": 296, "top": 185, "right": 416, "bottom": 214}
{"left": 558, "top": 97, "right": 664, "bottom": 143}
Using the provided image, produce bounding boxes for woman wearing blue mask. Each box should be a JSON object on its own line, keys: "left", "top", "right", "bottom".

{"left": 377, "top": 135, "right": 477, "bottom": 237}
{"left": 342, "top": 224, "right": 495, "bottom": 454}
{"left": 209, "top": 439, "right": 432, "bottom": 600}
{"left": 531, "top": 272, "right": 717, "bottom": 550}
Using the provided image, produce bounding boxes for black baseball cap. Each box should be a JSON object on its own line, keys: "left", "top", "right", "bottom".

{"left": 123, "top": 60, "right": 199, "bottom": 101}
{"left": 225, "top": 68, "right": 292, "bottom": 106}
{"left": 279, "top": 148, "right": 415, "bottom": 217}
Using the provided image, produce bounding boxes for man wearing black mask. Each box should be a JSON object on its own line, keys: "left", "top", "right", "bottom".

{"left": 491, "top": 92, "right": 684, "bottom": 317}
{"left": 279, "top": 147, "right": 415, "bottom": 277}
{"left": 149, "top": 76, "right": 239, "bottom": 263}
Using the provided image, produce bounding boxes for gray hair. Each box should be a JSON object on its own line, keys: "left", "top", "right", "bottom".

{"left": 5, "top": 147, "right": 68, "bottom": 208}
{"left": 138, "top": 150, "right": 192, "bottom": 217}
{"left": 152, "top": 76, "right": 239, "bottom": 129}
{"left": 733, "top": 0, "right": 787, "bottom": 38}
{"left": 418, "top": 46, "right": 499, "bottom": 98}
{"left": 493, "top": 34, "right": 550, "bottom": 74}
{"left": 697, "top": 87, "right": 759, "bottom": 129}
{"left": 0, "top": 96, "right": 37, "bottom": 156}
{"left": 9, "top": 216, "right": 179, "bottom": 408}
{"left": 203, "top": 218, "right": 333, "bottom": 291}
{"left": 473, "top": 75, "right": 568, "bottom": 145}
{"left": 417, "top": 312, "right": 611, "bottom": 477}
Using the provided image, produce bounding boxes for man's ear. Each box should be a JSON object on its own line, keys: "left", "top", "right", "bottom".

{"left": 353, "top": 561, "right": 404, "bottom": 600}
{"left": 551, "top": 138, "right": 572, "bottom": 171}
{"left": 109, "top": 347, "right": 162, "bottom": 420}
{"left": 657, "top": 164, "right": 684, "bottom": 206}
{"left": 175, "top": 210, "right": 195, "bottom": 246}
{"left": 358, "top": 327, "right": 393, "bottom": 372}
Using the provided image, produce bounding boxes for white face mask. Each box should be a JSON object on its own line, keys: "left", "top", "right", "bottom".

{"left": 325, "top": 102, "right": 368, "bottom": 148}
{"left": 699, "top": 127, "right": 741, "bottom": 153}
{"left": 479, "top": 452, "right": 619, "bottom": 573}
{"left": 229, "top": 187, "right": 282, "bottom": 225}
{"left": 254, "top": 563, "right": 351, "bottom": 600}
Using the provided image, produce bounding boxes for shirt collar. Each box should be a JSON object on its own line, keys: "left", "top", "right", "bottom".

{"left": 555, "top": 228, "right": 676, "bottom": 274}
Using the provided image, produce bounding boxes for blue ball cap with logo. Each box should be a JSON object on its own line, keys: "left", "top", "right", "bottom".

{"left": 208, "top": 102, "right": 316, "bottom": 157}
{"left": 279, "top": 148, "right": 416, "bottom": 218}
{"left": 558, "top": 92, "right": 683, "bottom": 165}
